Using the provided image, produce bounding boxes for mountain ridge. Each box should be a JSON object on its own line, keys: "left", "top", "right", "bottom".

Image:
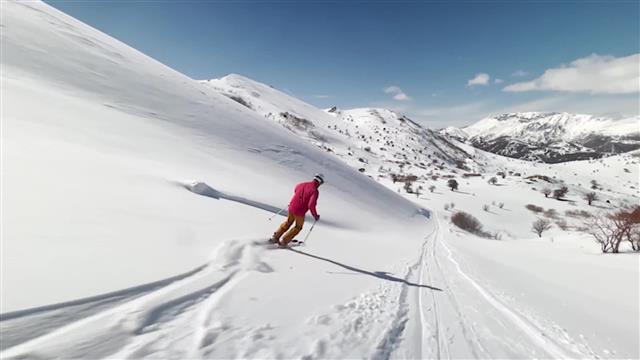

{"left": 441, "top": 111, "right": 639, "bottom": 162}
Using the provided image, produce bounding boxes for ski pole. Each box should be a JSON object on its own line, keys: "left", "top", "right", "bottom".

{"left": 268, "top": 207, "right": 286, "bottom": 221}
{"left": 302, "top": 220, "right": 317, "bottom": 245}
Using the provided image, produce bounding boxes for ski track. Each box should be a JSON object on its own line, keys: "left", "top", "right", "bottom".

{"left": 428, "top": 212, "right": 580, "bottom": 359}
{"left": 417, "top": 227, "right": 437, "bottom": 359}
{"left": 0, "top": 239, "right": 267, "bottom": 360}
{"left": 1, "top": 217, "right": 594, "bottom": 359}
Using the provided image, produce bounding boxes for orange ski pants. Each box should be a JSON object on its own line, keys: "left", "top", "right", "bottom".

{"left": 274, "top": 213, "right": 305, "bottom": 245}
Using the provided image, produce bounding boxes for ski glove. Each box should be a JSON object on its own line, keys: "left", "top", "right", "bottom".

{"left": 314, "top": 214, "right": 320, "bottom": 221}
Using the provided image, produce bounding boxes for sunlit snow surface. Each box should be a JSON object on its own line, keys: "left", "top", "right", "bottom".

{"left": 1, "top": 1, "right": 638, "bottom": 359}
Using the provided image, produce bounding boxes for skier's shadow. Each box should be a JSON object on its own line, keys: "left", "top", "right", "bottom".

{"left": 182, "top": 181, "right": 349, "bottom": 229}
{"left": 288, "top": 249, "right": 442, "bottom": 291}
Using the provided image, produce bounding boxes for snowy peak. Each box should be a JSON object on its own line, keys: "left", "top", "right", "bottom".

{"left": 466, "top": 112, "right": 638, "bottom": 140}
{"left": 202, "top": 74, "right": 474, "bottom": 176}
{"left": 454, "top": 112, "right": 640, "bottom": 163}
{"left": 440, "top": 126, "right": 469, "bottom": 141}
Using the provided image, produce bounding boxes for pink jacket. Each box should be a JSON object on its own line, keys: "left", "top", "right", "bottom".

{"left": 288, "top": 181, "right": 319, "bottom": 218}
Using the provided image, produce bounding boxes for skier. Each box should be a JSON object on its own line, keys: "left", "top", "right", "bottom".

{"left": 271, "top": 173, "right": 324, "bottom": 247}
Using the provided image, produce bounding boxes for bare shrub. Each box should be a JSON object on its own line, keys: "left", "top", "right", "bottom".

{"left": 583, "top": 207, "right": 640, "bottom": 253}
{"left": 483, "top": 204, "right": 490, "bottom": 212}
{"left": 428, "top": 185, "right": 436, "bottom": 193}
{"left": 555, "top": 218, "right": 569, "bottom": 230}
{"left": 403, "top": 181, "right": 414, "bottom": 193}
{"left": 618, "top": 207, "right": 640, "bottom": 251}
{"left": 280, "top": 112, "right": 313, "bottom": 130}
{"left": 498, "top": 202, "right": 504, "bottom": 209}
{"left": 565, "top": 209, "right": 592, "bottom": 218}
{"left": 488, "top": 177, "right": 498, "bottom": 185}
{"left": 452, "top": 211, "right": 484, "bottom": 235}
{"left": 527, "top": 175, "right": 553, "bottom": 183}
{"left": 447, "top": 179, "right": 459, "bottom": 191}
{"left": 526, "top": 204, "right": 544, "bottom": 213}
{"left": 585, "top": 215, "right": 622, "bottom": 253}
{"left": 553, "top": 186, "right": 569, "bottom": 200}
{"left": 542, "top": 188, "right": 552, "bottom": 198}
{"left": 543, "top": 208, "right": 558, "bottom": 219}
{"left": 391, "top": 173, "right": 418, "bottom": 183}
{"left": 532, "top": 218, "right": 552, "bottom": 238}
{"left": 584, "top": 192, "right": 598, "bottom": 205}
{"left": 227, "top": 95, "right": 252, "bottom": 109}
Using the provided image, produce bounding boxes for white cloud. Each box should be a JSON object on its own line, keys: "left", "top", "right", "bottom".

{"left": 467, "top": 73, "right": 490, "bottom": 86}
{"left": 313, "top": 94, "right": 330, "bottom": 99}
{"left": 511, "top": 70, "right": 529, "bottom": 77}
{"left": 494, "top": 78, "right": 504, "bottom": 84}
{"left": 383, "top": 86, "right": 411, "bottom": 101}
{"left": 504, "top": 53, "right": 640, "bottom": 94}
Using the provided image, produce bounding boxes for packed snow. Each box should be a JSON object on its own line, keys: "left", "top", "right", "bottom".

{"left": 1, "top": 1, "right": 638, "bottom": 359}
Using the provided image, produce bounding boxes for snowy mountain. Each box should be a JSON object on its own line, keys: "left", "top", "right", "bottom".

{"left": 439, "top": 126, "right": 469, "bottom": 142}
{"left": 2, "top": 2, "right": 639, "bottom": 359}
{"left": 443, "top": 112, "right": 640, "bottom": 163}
{"left": 203, "top": 74, "right": 474, "bottom": 178}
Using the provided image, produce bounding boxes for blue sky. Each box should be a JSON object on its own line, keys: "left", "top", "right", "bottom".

{"left": 46, "top": 0, "right": 639, "bottom": 127}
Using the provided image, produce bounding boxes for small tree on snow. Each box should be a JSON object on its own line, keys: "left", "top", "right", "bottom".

{"left": 553, "top": 186, "right": 569, "bottom": 200}
{"left": 542, "top": 188, "right": 552, "bottom": 198}
{"left": 584, "top": 192, "right": 598, "bottom": 206}
{"left": 488, "top": 177, "right": 498, "bottom": 185}
{"left": 451, "top": 211, "right": 484, "bottom": 235}
{"left": 447, "top": 179, "right": 459, "bottom": 191}
{"left": 532, "top": 218, "right": 552, "bottom": 238}
{"left": 582, "top": 207, "right": 640, "bottom": 253}
{"left": 585, "top": 214, "right": 622, "bottom": 253}
{"left": 428, "top": 185, "right": 436, "bottom": 193}
{"left": 403, "top": 181, "right": 413, "bottom": 193}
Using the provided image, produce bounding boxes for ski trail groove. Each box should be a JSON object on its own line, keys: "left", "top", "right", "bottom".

{"left": 189, "top": 271, "right": 248, "bottom": 358}
{"left": 416, "top": 228, "right": 435, "bottom": 360}
{"left": 431, "top": 220, "right": 484, "bottom": 358}
{"left": 434, "top": 213, "right": 573, "bottom": 359}
{"left": 1, "top": 239, "right": 268, "bottom": 360}
{"left": 371, "top": 265, "right": 413, "bottom": 360}
{"left": 425, "top": 227, "right": 450, "bottom": 360}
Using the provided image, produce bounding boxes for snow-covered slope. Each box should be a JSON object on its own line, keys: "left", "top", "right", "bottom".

{"left": 2, "top": 2, "right": 638, "bottom": 359}
{"left": 2, "top": 0, "right": 427, "bottom": 332}
{"left": 439, "top": 126, "right": 469, "bottom": 141}
{"left": 444, "top": 112, "right": 640, "bottom": 163}
{"left": 203, "top": 74, "right": 474, "bottom": 180}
